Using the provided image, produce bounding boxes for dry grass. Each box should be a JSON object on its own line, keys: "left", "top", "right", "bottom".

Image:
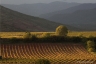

{"left": 0, "top": 31, "right": 96, "bottom": 38}
{"left": 68, "top": 31, "right": 96, "bottom": 37}
{"left": 0, "top": 32, "right": 54, "bottom": 38}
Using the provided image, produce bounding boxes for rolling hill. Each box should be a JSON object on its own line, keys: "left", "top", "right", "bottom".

{"left": 0, "top": 5, "right": 80, "bottom": 32}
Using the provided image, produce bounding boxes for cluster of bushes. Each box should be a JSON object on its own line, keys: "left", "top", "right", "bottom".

{"left": 0, "top": 35, "right": 96, "bottom": 43}
{"left": 0, "top": 25, "right": 96, "bottom": 52}
{"left": 0, "top": 56, "right": 2, "bottom": 59}
{"left": 0, "top": 25, "right": 96, "bottom": 43}
{"left": 37, "top": 36, "right": 82, "bottom": 43}
{"left": 87, "top": 40, "right": 96, "bottom": 52}
{"left": 0, "top": 27, "right": 96, "bottom": 43}
{"left": 35, "top": 59, "right": 51, "bottom": 64}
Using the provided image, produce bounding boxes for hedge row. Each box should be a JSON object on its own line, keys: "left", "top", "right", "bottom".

{"left": 0, "top": 36, "right": 96, "bottom": 43}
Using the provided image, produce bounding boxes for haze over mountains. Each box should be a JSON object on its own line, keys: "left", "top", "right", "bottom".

{"left": 1, "top": 1, "right": 96, "bottom": 31}
{"left": 41, "top": 3, "right": 96, "bottom": 18}
{"left": 0, "top": 5, "right": 80, "bottom": 32}
{"left": 45, "top": 8, "right": 96, "bottom": 30}
{"left": 40, "top": 3, "right": 96, "bottom": 31}
{"left": 0, "top": 5, "right": 60, "bottom": 32}
{"left": 1, "top": 0, "right": 96, "bottom": 4}
{"left": 1, "top": 1, "right": 80, "bottom": 16}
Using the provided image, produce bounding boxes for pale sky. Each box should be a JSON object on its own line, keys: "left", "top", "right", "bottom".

{"left": 1, "top": 0, "right": 96, "bottom": 4}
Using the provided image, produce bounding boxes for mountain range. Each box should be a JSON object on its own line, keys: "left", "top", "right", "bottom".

{"left": 46, "top": 8, "right": 96, "bottom": 30}
{"left": 40, "top": 3, "right": 96, "bottom": 31}
{"left": 1, "top": 1, "right": 80, "bottom": 17}
{"left": 0, "top": 5, "right": 59, "bottom": 32}
{"left": 0, "top": 2, "right": 96, "bottom": 31}
{"left": 0, "top": 5, "right": 80, "bottom": 32}
{"left": 40, "top": 3, "right": 96, "bottom": 18}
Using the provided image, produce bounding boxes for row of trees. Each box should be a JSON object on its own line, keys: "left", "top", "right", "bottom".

{"left": 24, "top": 25, "right": 96, "bottom": 52}
{"left": 56, "top": 25, "right": 96, "bottom": 52}
{"left": 0, "top": 25, "right": 95, "bottom": 52}
{"left": 24, "top": 25, "right": 68, "bottom": 38}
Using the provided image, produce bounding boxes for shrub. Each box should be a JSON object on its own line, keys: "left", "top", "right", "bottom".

{"left": 87, "top": 40, "right": 96, "bottom": 52}
{"left": 88, "top": 48, "right": 95, "bottom": 52}
{"left": 31, "top": 34, "right": 38, "bottom": 41}
{"left": 35, "top": 59, "right": 51, "bottom": 64}
{"left": 87, "top": 40, "right": 95, "bottom": 48}
{"left": 9, "top": 37, "right": 19, "bottom": 43}
{"left": 81, "top": 37, "right": 88, "bottom": 43}
{"left": 55, "top": 25, "right": 68, "bottom": 36}
{"left": 23, "top": 32, "right": 31, "bottom": 39}
{"left": 69, "top": 36, "right": 82, "bottom": 43}
{"left": 88, "top": 35, "right": 94, "bottom": 41}
{"left": 41, "top": 33, "right": 50, "bottom": 38}
{"left": 0, "top": 56, "right": 2, "bottom": 59}
{"left": 78, "top": 33, "right": 83, "bottom": 38}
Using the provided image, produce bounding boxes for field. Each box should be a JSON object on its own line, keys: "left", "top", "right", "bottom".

{"left": 0, "top": 43, "right": 96, "bottom": 64}
{"left": 0, "top": 31, "right": 96, "bottom": 64}
{"left": 0, "top": 32, "right": 54, "bottom": 38}
{"left": 68, "top": 31, "right": 96, "bottom": 37}
{"left": 0, "top": 31, "right": 96, "bottom": 38}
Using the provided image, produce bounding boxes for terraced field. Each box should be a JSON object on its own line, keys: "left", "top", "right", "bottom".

{"left": 0, "top": 43, "right": 96, "bottom": 64}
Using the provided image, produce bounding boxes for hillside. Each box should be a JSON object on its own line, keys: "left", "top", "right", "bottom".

{"left": 46, "top": 8, "right": 96, "bottom": 30}
{"left": 0, "top": 5, "right": 59, "bottom": 32}
{"left": 40, "top": 3, "right": 96, "bottom": 19}
{"left": 0, "top": 5, "right": 80, "bottom": 32}
{"left": 1, "top": 1, "right": 80, "bottom": 17}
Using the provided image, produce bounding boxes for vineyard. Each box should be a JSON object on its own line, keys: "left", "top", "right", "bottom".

{"left": 0, "top": 43, "right": 96, "bottom": 64}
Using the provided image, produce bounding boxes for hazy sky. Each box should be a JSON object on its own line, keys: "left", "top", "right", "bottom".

{"left": 1, "top": 0, "right": 96, "bottom": 4}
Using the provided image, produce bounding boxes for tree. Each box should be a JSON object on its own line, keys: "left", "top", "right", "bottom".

{"left": 87, "top": 40, "right": 95, "bottom": 48}
{"left": 87, "top": 40, "right": 95, "bottom": 52}
{"left": 55, "top": 25, "right": 68, "bottom": 36}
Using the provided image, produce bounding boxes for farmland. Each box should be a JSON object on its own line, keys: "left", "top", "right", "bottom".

{"left": 0, "top": 31, "right": 96, "bottom": 38}
{"left": 0, "top": 43, "right": 96, "bottom": 64}
{"left": 0, "top": 1, "right": 96, "bottom": 64}
{"left": 0, "top": 31, "right": 96, "bottom": 64}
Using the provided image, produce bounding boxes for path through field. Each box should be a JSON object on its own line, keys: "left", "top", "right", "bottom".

{"left": 0, "top": 43, "right": 96, "bottom": 64}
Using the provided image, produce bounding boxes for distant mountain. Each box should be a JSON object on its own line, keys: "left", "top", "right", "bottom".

{"left": 0, "top": 5, "right": 81, "bottom": 32}
{"left": 1, "top": 1, "right": 80, "bottom": 17}
{"left": 40, "top": 3, "right": 96, "bottom": 19}
{"left": 45, "top": 8, "right": 96, "bottom": 31}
